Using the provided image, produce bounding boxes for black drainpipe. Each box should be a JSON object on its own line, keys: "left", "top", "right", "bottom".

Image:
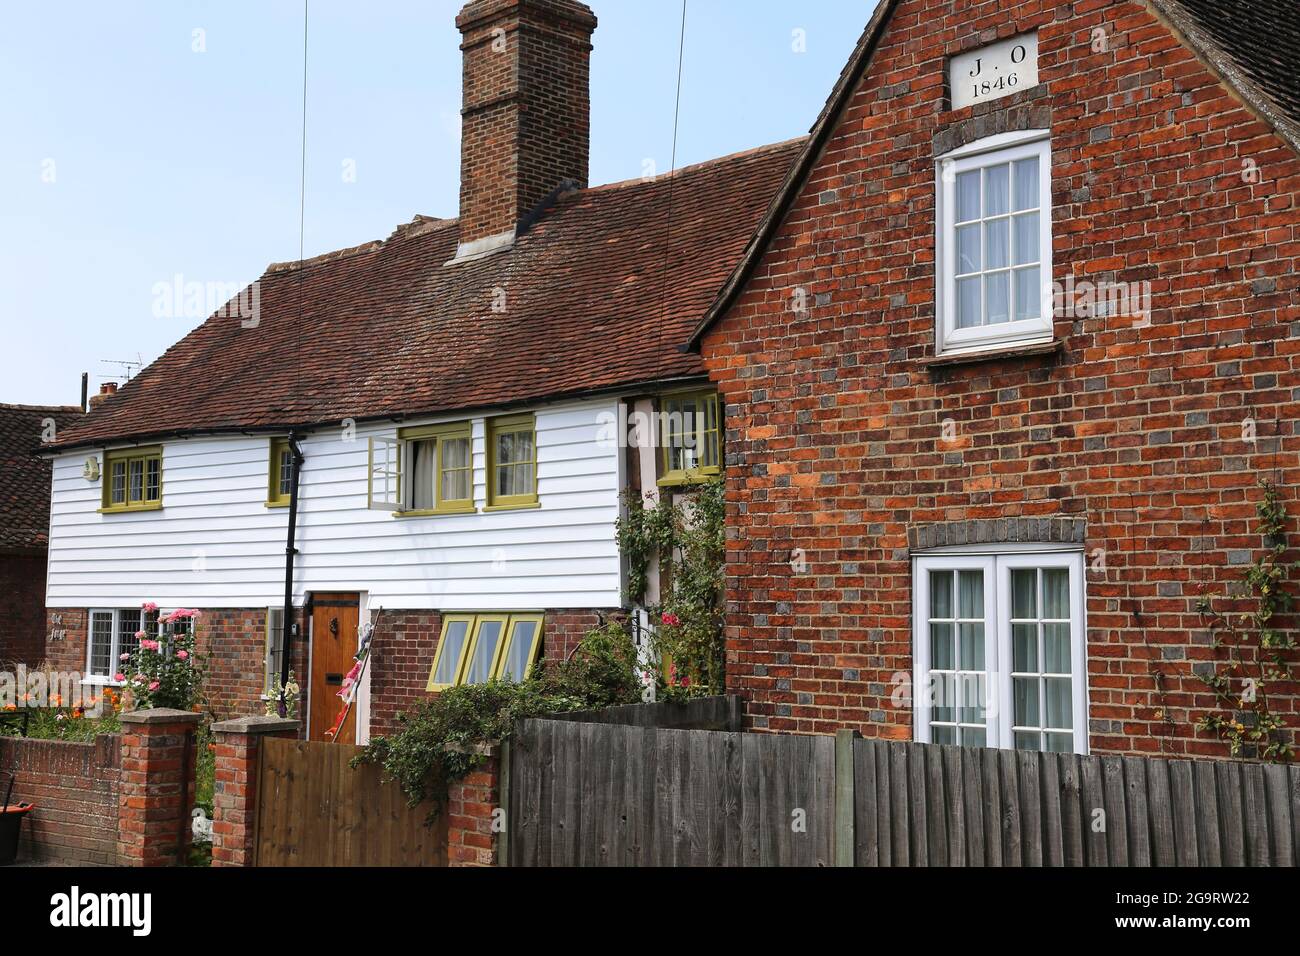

{"left": 279, "top": 434, "right": 306, "bottom": 714}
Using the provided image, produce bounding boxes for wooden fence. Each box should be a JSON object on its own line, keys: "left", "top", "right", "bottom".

{"left": 506, "top": 700, "right": 1300, "bottom": 867}
{"left": 255, "top": 737, "right": 447, "bottom": 867}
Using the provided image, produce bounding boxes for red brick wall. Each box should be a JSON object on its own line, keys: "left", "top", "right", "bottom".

{"left": 43, "top": 607, "right": 87, "bottom": 674}
{"left": 700, "top": 0, "right": 1300, "bottom": 757}
{"left": 456, "top": 0, "right": 596, "bottom": 244}
{"left": 0, "top": 553, "right": 49, "bottom": 665}
{"left": 0, "top": 734, "right": 120, "bottom": 865}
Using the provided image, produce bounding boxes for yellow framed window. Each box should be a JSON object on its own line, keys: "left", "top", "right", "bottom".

{"left": 267, "top": 438, "right": 295, "bottom": 507}
{"left": 398, "top": 422, "right": 475, "bottom": 516}
{"left": 659, "top": 391, "right": 720, "bottom": 486}
{"left": 496, "top": 614, "right": 544, "bottom": 682}
{"left": 461, "top": 615, "right": 510, "bottom": 685}
{"left": 425, "top": 612, "right": 546, "bottom": 690}
{"left": 426, "top": 615, "right": 476, "bottom": 690}
{"left": 101, "top": 447, "right": 163, "bottom": 512}
{"left": 486, "top": 415, "right": 538, "bottom": 510}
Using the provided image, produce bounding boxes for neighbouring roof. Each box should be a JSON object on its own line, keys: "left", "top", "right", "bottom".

{"left": 47, "top": 139, "right": 804, "bottom": 452}
{"left": 0, "top": 404, "right": 84, "bottom": 550}
{"left": 686, "top": 0, "right": 1300, "bottom": 349}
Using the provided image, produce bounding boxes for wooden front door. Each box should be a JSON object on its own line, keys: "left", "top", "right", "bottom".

{"left": 309, "top": 593, "right": 360, "bottom": 743}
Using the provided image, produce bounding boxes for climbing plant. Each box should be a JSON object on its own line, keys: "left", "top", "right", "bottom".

{"left": 616, "top": 478, "right": 727, "bottom": 697}
{"left": 1195, "top": 479, "right": 1297, "bottom": 762}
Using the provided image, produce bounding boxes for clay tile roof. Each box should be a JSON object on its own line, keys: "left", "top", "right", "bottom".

{"left": 0, "top": 404, "right": 85, "bottom": 550}
{"left": 49, "top": 138, "right": 805, "bottom": 451}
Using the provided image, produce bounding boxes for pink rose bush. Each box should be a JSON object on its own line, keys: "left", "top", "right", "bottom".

{"left": 118, "top": 603, "right": 205, "bottom": 712}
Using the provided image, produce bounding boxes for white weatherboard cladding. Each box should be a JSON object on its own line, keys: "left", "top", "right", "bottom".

{"left": 46, "top": 400, "right": 624, "bottom": 610}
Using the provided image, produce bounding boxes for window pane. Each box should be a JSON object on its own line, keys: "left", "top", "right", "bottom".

{"left": 984, "top": 218, "right": 1009, "bottom": 270}
{"left": 128, "top": 459, "right": 144, "bottom": 502}
{"left": 118, "top": 610, "right": 142, "bottom": 660}
{"left": 1014, "top": 157, "right": 1039, "bottom": 211}
{"left": 960, "top": 726, "right": 987, "bottom": 747}
{"left": 929, "top": 570, "right": 953, "bottom": 618}
{"left": 89, "top": 612, "right": 114, "bottom": 677}
{"left": 956, "top": 170, "right": 980, "bottom": 222}
{"left": 146, "top": 458, "right": 161, "bottom": 501}
{"left": 957, "top": 276, "right": 982, "bottom": 328}
{"left": 111, "top": 461, "right": 126, "bottom": 505}
{"left": 958, "top": 673, "right": 985, "bottom": 723}
{"left": 957, "top": 570, "right": 983, "bottom": 618}
{"left": 441, "top": 437, "right": 472, "bottom": 503}
{"left": 266, "top": 608, "right": 285, "bottom": 693}
{"left": 1013, "top": 212, "right": 1039, "bottom": 265}
{"left": 409, "top": 440, "right": 436, "bottom": 511}
{"left": 930, "top": 622, "right": 954, "bottom": 670}
{"left": 1013, "top": 677, "right": 1040, "bottom": 726}
{"left": 933, "top": 673, "right": 956, "bottom": 722}
{"left": 463, "top": 620, "right": 505, "bottom": 685}
{"left": 1014, "top": 731, "right": 1041, "bottom": 752}
{"left": 933, "top": 725, "right": 957, "bottom": 745}
{"left": 956, "top": 224, "right": 981, "bottom": 274}
{"left": 499, "top": 620, "right": 539, "bottom": 682}
{"left": 1011, "top": 569, "right": 1036, "bottom": 618}
{"left": 1044, "top": 622, "right": 1071, "bottom": 674}
{"left": 985, "top": 271, "right": 1010, "bottom": 325}
{"left": 432, "top": 620, "right": 470, "bottom": 685}
{"left": 984, "top": 164, "right": 1009, "bottom": 216}
{"left": 959, "top": 622, "right": 983, "bottom": 670}
{"left": 1046, "top": 733, "right": 1073, "bottom": 753}
{"left": 1042, "top": 569, "right": 1069, "bottom": 618}
{"left": 278, "top": 448, "right": 293, "bottom": 497}
{"left": 1014, "top": 266, "right": 1041, "bottom": 321}
{"left": 1012, "top": 623, "right": 1038, "bottom": 672}
{"left": 1045, "top": 678, "right": 1072, "bottom": 729}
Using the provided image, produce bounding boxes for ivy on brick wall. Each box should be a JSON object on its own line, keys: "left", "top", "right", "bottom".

{"left": 1195, "top": 479, "right": 1297, "bottom": 762}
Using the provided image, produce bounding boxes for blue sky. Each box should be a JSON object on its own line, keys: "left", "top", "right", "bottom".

{"left": 0, "top": 1, "right": 874, "bottom": 405}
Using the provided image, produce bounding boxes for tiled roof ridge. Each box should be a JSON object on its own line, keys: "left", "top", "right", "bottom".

{"left": 580, "top": 136, "right": 809, "bottom": 196}
{"left": 0, "top": 403, "right": 83, "bottom": 413}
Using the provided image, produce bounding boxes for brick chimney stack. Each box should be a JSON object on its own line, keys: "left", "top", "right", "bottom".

{"left": 88, "top": 382, "right": 118, "bottom": 410}
{"left": 454, "top": 0, "right": 597, "bottom": 260}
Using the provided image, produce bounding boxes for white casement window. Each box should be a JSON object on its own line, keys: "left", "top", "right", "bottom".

{"left": 912, "top": 548, "right": 1087, "bottom": 754}
{"left": 936, "top": 130, "right": 1053, "bottom": 356}
{"left": 86, "top": 608, "right": 144, "bottom": 682}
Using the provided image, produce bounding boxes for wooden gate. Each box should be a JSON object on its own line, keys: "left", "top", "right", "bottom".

{"left": 255, "top": 738, "right": 447, "bottom": 867}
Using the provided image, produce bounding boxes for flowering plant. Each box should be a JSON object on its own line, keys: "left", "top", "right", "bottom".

{"left": 117, "top": 604, "right": 206, "bottom": 712}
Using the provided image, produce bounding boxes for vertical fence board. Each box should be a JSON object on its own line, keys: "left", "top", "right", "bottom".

{"left": 1102, "top": 756, "right": 1129, "bottom": 866}
{"left": 853, "top": 739, "right": 879, "bottom": 866}
{"left": 1262, "top": 764, "right": 1293, "bottom": 867}
{"left": 810, "top": 735, "right": 836, "bottom": 867}
{"left": 982, "top": 748, "right": 1003, "bottom": 867}
{"left": 717, "top": 732, "right": 742, "bottom": 867}
{"left": 875, "top": 742, "right": 893, "bottom": 866}
{"left": 1215, "top": 760, "right": 1246, "bottom": 866}
{"left": 1039, "top": 754, "right": 1063, "bottom": 867}
{"left": 943, "top": 745, "right": 966, "bottom": 867}
{"left": 739, "top": 732, "right": 763, "bottom": 867}
{"left": 1056, "top": 753, "right": 1085, "bottom": 867}
{"left": 998, "top": 750, "right": 1022, "bottom": 866}
{"left": 961, "top": 747, "right": 985, "bottom": 866}
{"left": 889, "top": 743, "right": 911, "bottom": 866}
{"left": 925, "top": 744, "right": 949, "bottom": 866}
{"left": 1016, "top": 750, "right": 1043, "bottom": 867}
{"left": 1193, "top": 760, "right": 1222, "bottom": 865}
{"left": 1241, "top": 762, "right": 1270, "bottom": 867}
{"left": 1145, "top": 758, "right": 1176, "bottom": 867}
{"left": 1123, "top": 757, "right": 1151, "bottom": 867}
{"left": 1168, "top": 759, "right": 1198, "bottom": 866}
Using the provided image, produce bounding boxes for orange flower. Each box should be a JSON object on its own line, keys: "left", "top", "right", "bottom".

{"left": 2, "top": 703, "right": 15, "bottom": 712}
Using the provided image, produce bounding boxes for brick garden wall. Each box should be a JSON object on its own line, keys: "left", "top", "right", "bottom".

{"left": 0, "top": 734, "right": 120, "bottom": 865}
{"left": 700, "top": 0, "right": 1300, "bottom": 756}
{"left": 0, "top": 552, "right": 49, "bottom": 665}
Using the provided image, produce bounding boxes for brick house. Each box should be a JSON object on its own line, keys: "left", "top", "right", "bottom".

{"left": 38, "top": 0, "right": 795, "bottom": 739}
{"left": 692, "top": 0, "right": 1300, "bottom": 758}
{"left": 0, "top": 403, "right": 83, "bottom": 664}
